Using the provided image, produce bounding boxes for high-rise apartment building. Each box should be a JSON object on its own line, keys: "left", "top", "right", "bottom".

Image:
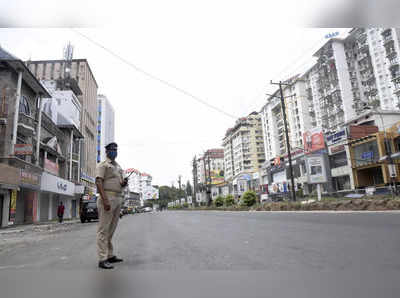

{"left": 26, "top": 59, "right": 98, "bottom": 194}
{"left": 97, "top": 94, "right": 115, "bottom": 163}
{"left": 303, "top": 28, "right": 400, "bottom": 132}
{"left": 222, "top": 112, "right": 265, "bottom": 182}
{"left": 260, "top": 76, "right": 312, "bottom": 162}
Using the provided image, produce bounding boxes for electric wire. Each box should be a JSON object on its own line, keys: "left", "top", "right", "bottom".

{"left": 70, "top": 28, "right": 238, "bottom": 120}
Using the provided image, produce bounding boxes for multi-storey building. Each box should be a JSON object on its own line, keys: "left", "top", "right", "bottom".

{"left": 0, "top": 47, "right": 84, "bottom": 227}
{"left": 125, "top": 169, "right": 158, "bottom": 206}
{"left": 222, "top": 112, "right": 265, "bottom": 183}
{"left": 260, "top": 75, "right": 312, "bottom": 162}
{"left": 97, "top": 94, "right": 115, "bottom": 163}
{"left": 304, "top": 28, "right": 400, "bottom": 132}
{"left": 26, "top": 59, "right": 98, "bottom": 195}
{"left": 196, "top": 149, "right": 224, "bottom": 185}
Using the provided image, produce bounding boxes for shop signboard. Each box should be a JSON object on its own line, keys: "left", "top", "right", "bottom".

{"left": 330, "top": 144, "right": 345, "bottom": 154}
{"left": 306, "top": 154, "right": 328, "bottom": 184}
{"left": 40, "top": 172, "right": 75, "bottom": 197}
{"left": 303, "top": 127, "right": 325, "bottom": 153}
{"left": 326, "top": 129, "right": 347, "bottom": 146}
{"left": 20, "top": 169, "right": 41, "bottom": 190}
{"left": 14, "top": 144, "right": 33, "bottom": 155}
{"left": 81, "top": 171, "right": 95, "bottom": 184}
{"left": 44, "top": 158, "right": 59, "bottom": 176}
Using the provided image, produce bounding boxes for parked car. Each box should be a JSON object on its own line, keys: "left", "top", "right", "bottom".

{"left": 143, "top": 207, "right": 153, "bottom": 212}
{"left": 80, "top": 201, "right": 98, "bottom": 223}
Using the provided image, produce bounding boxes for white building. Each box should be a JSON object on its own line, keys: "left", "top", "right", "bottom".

{"left": 260, "top": 75, "right": 312, "bottom": 163}
{"left": 125, "top": 169, "right": 158, "bottom": 206}
{"left": 97, "top": 94, "right": 115, "bottom": 163}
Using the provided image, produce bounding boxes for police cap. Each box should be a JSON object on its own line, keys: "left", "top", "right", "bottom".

{"left": 105, "top": 142, "right": 118, "bottom": 150}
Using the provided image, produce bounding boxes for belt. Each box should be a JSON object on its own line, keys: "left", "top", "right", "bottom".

{"left": 104, "top": 190, "right": 122, "bottom": 196}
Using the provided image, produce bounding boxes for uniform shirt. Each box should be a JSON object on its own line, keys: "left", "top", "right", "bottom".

{"left": 96, "top": 158, "right": 124, "bottom": 193}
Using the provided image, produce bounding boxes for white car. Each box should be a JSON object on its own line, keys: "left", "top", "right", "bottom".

{"left": 143, "top": 207, "right": 153, "bottom": 212}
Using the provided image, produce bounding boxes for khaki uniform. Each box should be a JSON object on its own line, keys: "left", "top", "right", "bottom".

{"left": 95, "top": 158, "right": 124, "bottom": 262}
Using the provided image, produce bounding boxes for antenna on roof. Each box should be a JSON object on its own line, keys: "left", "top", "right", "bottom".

{"left": 63, "top": 42, "right": 74, "bottom": 78}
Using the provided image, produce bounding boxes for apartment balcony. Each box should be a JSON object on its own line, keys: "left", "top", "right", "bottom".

{"left": 386, "top": 49, "right": 397, "bottom": 59}
{"left": 18, "top": 113, "right": 36, "bottom": 137}
{"left": 391, "top": 71, "right": 400, "bottom": 81}
{"left": 381, "top": 28, "right": 392, "bottom": 36}
{"left": 358, "top": 43, "right": 369, "bottom": 53}
{"left": 356, "top": 31, "right": 367, "bottom": 43}
{"left": 357, "top": 53, "right": 369, "bottom": 62}
{"left": 393, "top": 85, "right": 400, "bottom": 95}
{"left": 383, "top": 34, "right": 394, "bottom": 46}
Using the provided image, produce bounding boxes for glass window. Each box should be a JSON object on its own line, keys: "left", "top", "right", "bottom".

{"left": 19, "top": 95, "right": 31, "bottom": 115}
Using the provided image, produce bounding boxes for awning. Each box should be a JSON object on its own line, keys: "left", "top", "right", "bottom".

{"left": 379, "top": 152, "right": 400, "bottom": 162}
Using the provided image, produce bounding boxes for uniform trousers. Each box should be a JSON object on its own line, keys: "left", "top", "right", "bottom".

{"left": 96, "top": 192, "right": 122, "bottom": 261}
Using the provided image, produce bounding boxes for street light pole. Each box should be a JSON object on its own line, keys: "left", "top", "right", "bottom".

{"left": 270, "top": 80, "right": 296, "bottom": 201}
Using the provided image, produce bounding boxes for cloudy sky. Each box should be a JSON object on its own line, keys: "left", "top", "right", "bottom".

{"left": 0, "top": 1, "right": 361, "bottom": 186}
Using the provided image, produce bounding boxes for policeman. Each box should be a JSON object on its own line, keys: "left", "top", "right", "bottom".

{"left": 95, "top": 142, "right": 128, "bottom": 269}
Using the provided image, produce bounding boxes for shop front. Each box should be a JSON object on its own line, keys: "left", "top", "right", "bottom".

{"left": 18, "top": 168, "right": 42, "bottom": 224}
{"left": 349, "top": 133, "right": 397, "bottom": 189}
{"left": 40, "top": 172, "right": 77, "bottom": 221}
{"left": 0, "top": 164, "right": 20, "bottom": 228}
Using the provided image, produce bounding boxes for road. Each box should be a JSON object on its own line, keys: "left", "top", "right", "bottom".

{"left": 1, "top": 211, "right": 400, "bottom": 298}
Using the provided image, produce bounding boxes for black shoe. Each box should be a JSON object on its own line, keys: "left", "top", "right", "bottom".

{"left": 98, "top": 261, "right": 114, "bottom": 269}
{"left": 107, "top": 256, "right": 123, "bottom": 263}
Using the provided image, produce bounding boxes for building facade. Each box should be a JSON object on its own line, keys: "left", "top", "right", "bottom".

{"left": 97, "top": 94, "right": 115, "bottom": 163}
{"left": 26, "top": 59, "right": 98, "bottom": 196}
{"left": 222, "top": 112, "right": 265, "bottom": 197}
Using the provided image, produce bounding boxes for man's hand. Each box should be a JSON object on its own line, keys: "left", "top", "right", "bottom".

{"left": 103, "top": 199, "right": 111, "bottom": 212}
{"left": 121, "top": 177, "right": 128, "bottom": 187}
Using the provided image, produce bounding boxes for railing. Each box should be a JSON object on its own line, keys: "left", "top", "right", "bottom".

{"left": 18, "top": 113, "right": 35, "bottom": 128}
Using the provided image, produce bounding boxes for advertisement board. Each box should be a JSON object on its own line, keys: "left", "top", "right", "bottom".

{"left": 44, "top": 158, "right": 59, "bottom": 176}
{"left": 306, "top": 154, "right": 328, "bottom": 184}
{"left": 326, "top": 129, "right": 347, "bottom": 146}
{"left": 14, "top": 144, "right": 33, "bottom": 155}
{"left": 210, "top": 170, "right": 225, "bottom": 185}
{"left": 303, "top": 127, "right": 325, "bottom": 153}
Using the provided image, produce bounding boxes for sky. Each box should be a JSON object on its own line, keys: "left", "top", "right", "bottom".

{"left": 0, "top": 1, "right": 374, "bottom": 186}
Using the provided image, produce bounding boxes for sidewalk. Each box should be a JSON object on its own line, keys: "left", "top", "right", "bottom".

{"left": 0, "top": 219, "right": 81, "bottom": 235}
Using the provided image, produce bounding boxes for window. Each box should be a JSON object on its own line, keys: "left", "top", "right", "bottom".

{"left": 19, "top": 95, "right": 31, "bottom": 115}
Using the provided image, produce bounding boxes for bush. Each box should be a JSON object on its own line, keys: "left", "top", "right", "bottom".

{"left": 224, "top": 194, "right": 235, "bottom": 206}
{"left": 214, "top": 196, "right": 224, "bottom": 207}
{"left": 241, "top": 191, "right": 257, "bottom": 207}
{"left": 183, "top": 202, "right": 189, "bottom": 208}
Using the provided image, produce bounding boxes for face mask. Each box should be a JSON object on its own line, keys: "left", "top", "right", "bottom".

{"left": 107, "top": 151, "right": 117, "bottom": 159}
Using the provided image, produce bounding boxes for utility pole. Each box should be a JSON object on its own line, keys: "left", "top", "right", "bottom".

{"left": 192, "top": 156, "right": 198, "bottom": 207}
{"left": 270, "top": 80, "right": 296, "bottom": 201}
{"left": 207, "top": 153, "right": 212, "bottom": 206}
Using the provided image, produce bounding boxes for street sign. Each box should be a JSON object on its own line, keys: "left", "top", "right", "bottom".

{"left": 388, "top": 164, "right": 397, "bottom": 178}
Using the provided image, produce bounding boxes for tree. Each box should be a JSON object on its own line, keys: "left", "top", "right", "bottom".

{"left": 241, "top": 191, "right": 257, "bottom": 207}
{"left": 186, "top": 180, "right": 193, "bottom": 196}
{"left": 214, "top": 196, "right": 224, "bottom": 207}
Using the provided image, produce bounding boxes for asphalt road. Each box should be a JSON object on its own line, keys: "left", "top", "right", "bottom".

{"left": 1, "top": 211, "right": 400, "bottom": 298}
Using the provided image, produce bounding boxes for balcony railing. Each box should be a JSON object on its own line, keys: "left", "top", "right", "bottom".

{"left": 18, "top": 113, "right": 35, "bottom": 136}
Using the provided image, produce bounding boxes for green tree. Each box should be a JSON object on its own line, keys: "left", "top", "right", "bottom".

{"left": 224, "top": 194, "right": 235, "bottom": 206}
{"left": 241, "top": 191, "right": 257, "bottom": 207}
{"left": 214, "top": 196, "right": 224, "bottom": 207}
{"left": 186, "top": 180, "right": 193, "bottom": 196}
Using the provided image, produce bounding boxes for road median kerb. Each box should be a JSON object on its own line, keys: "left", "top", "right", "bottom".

{"left": 170, "top": 198, "right": 400, "bottom": 212}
